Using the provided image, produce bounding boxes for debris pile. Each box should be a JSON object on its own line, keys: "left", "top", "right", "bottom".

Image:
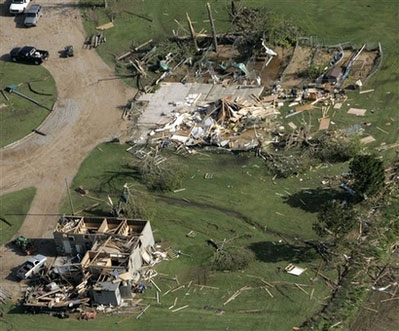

{"left": 83, "top": 33, "right": 106, "bottom": 49}
{"left": 148, "top": 94, "right": 280, "bottom": 151}
{"left": 20, "top": 216, "right": 169, "bottom": 313}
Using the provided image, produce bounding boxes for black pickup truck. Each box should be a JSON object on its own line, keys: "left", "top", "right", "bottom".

{"left": 10, "top": 46, "right": 49, "bottom": 65}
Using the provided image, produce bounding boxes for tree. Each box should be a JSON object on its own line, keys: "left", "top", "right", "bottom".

{"left": 313, "top": 201, "right": 357, "bottom": 241}
{"left": 350, "top": 154, "right": 385, "bottom": 198}
{"left": 131, "top": 149, "right": 184, "bottom": 192}
{"left": 212, "top": 246, "right": 254, "bottom": 271}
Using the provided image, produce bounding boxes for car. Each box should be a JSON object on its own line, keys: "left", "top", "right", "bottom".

{"left": 10, "top": 46, "right": 49, "bottom": 65}
{"left": 24, "top": 4, "right": 42, "bottom": 27}
{"left": 9, "top": 0, "right": 31, "bottom": 15}
{"left": 16, "top": 254, "right": 47, "bottom": 280}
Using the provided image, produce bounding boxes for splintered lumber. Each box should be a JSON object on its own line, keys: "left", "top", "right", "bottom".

{"left": 136, "top": 304, "right": 151, "bottom": 319}
{"left": 186, "top": 13, "right": 198, "bottom": 50}
{"left": 363, "top": 307, "right": 378, "bottom": 313}
{"left": 310, "top": 288, "right": 315, "bottom": 300}
{"left": 223, "top": 286, "right": 250, "bottom": 306}
{"left": 117, "top": 51, "right": 133, "bottom": 61}
{"left": 206, "top": 3, "right": 218, "bottom": 51}
{"left": 347, "top": 108, "right": 367, "bottom": 116}
{"left": 135, "top": 39, "right": 153, "bottom": 52}
{"left": 381, "top": 296, "right": 399, "bottom": 303}
{"left": 288, "top": 122, "right": 297, "bottom": 130}
{"left": 193, "top": 284, "right": 219, "bottom": 290}
{"left": 171, "top": 285, "right": 185, "bottom": 292}
{"left": 295, "top": 283, "right": 309, "bottom": 295}
{"left": 359, "top": 89, "right": 374, "bottom": 94}
{"left": 263, "top": 286, "right": 274, "bottom": 298}
{"left": 172, "top": 305, "right": 189, "bottom": 312}
{"left": 376, "top": 126, "right": 389, "bottom": 135}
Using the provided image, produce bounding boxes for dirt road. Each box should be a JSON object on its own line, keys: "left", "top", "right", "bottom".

{"left": 0, "top": 1, "right": 135, "bottom": 289}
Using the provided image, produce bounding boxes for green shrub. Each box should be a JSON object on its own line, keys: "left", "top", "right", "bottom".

{"left": 212, "top": 246, "right": 255, "bottom": 271}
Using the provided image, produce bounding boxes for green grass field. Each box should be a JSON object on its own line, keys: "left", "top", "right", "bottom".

{"left": 0, "top": 187, "right": 36, "bottom": 244}
{"left": 3, "top": 143, "right": 339, "bottom": 330}
{"left": 0, "top": 61, "right": 57, "bottom": 147}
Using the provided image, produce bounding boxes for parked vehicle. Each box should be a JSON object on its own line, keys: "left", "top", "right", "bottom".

{"left": 24, "top": 4, "right": 42, "bottom": 27}
{"left": 14, "top": 236, "right": 37, "bottom": 255}
{"left": 10, "top": 46, "right": 49, "bottom": 65}
{"left": 60, "top": 45, "right": 74, "bottom": 58}
{"left": 9, "top": 0, "right": 31, "bottom": 14}
{"left": 16, "top": 254, "right": 47, "bottom": 280}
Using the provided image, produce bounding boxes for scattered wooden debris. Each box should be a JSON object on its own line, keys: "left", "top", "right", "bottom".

{"left": 223, "top": 286, "right": 251, "bottom": 306}
{"left": 136, "top": 304, "right": 151, "bottom": 319}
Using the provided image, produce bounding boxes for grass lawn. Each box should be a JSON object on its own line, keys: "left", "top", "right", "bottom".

{"left": 0, "top": 142, "right": 334, "bottom": 330}
{"left": 0, "top": 61, "right": 57, "bottom": 147}
{"left": 0, "top": 187, "right": 36, "bottom": 244}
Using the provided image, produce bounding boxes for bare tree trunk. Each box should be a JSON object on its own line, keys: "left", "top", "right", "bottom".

{"left": 206, "top": 3, "right": 218, "bottom": 52}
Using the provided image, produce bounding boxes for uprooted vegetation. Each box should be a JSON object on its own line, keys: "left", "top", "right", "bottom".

{"left": 129, "top": 147, "right": 184, "bottom": 192}
{"left": 211, "top": 245, "right": 255, "bottom": 272}
{"left": 300, "top": 160, "right": 399, "bottom": 329}
{"left": 110, "top": 4, "right": 299, "bottom": 92}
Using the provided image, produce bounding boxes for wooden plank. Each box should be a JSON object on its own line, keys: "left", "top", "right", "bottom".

{"left": 96, "top": 22, "right": 114, "bottom": 30}
{"left": 318, "top": 117, "right": 330, "bottom": 130}
{"left": 295, "top": 104, "right": 314, "bottom": 112}
{"left": 172, "top": 304, "right": 189, "bottom": 312}
{"left": 360, "top": 136, "right": 376, "bottom": 144}
{"left": 347, "top": 108, "right": 367, "bottom": 116}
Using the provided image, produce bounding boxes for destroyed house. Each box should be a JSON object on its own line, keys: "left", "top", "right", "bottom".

{"left": 54, "top": 216, "right": 154, "bottom": 256}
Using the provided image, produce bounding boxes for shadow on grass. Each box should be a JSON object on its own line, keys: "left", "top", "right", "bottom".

{"left": 282, "top": 187, "right": 350, "bottom": 213}
{"left": 99, "top": 166, "right": 139, "bottom": 192}
{"left": 248, "top": 241, "right": 317, "bottom": 263}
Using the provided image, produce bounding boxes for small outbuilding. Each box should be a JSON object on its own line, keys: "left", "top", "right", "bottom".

{"left": 92, "top": 282, "right": 121, "bottom": 306}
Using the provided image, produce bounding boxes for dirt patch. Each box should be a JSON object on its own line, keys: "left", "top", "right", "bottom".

{"left": 0, "top": 0, "right": 136, "bottom": 292}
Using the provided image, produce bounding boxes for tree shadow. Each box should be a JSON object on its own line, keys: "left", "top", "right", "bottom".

{"left": 282, "top": 187, "right": 350, "bottom": 213}
{"left": 98, "top": 166, "right": 139, "bottom": 193}
{"left": 248, "top": 241, "right": 317, "bottom": 263}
